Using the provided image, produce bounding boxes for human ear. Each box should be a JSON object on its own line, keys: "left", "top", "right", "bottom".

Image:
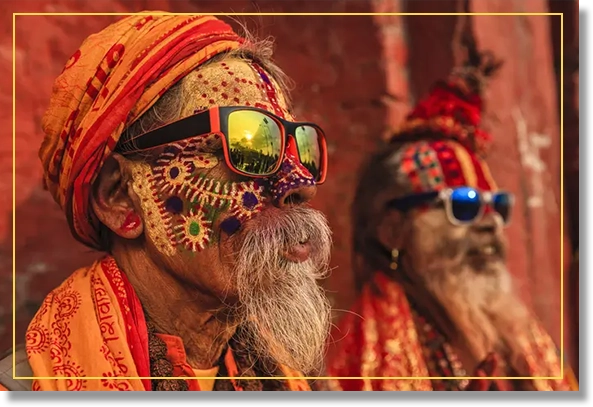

{"left": 90, "top": 153, "right": 144, "bottom": 240}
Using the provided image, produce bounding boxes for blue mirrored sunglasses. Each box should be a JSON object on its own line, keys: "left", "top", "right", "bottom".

{"left": 387, "top": 186, "right": 515, "bottom": 226}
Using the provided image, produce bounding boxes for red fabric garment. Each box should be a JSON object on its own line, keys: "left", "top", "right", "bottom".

{"left": 25, "top": 256, "right": 311, "bottom": 391}
{"left": 326, "top": 272, "right": 575, "bottom": 391}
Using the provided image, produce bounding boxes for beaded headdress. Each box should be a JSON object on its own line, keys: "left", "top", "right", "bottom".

{"left": 387, "top": 48, "right": 503, "bottom": 196}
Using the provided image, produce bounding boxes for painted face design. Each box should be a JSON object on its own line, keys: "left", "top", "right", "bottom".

{"left": 129, "top": 59, "right": 316, "bottom": 255}
{"left": 131, "top": 133, "right": 266, "bottom": 256}
{"left": 264, "top": 154, "right": 316, "bottom": 204}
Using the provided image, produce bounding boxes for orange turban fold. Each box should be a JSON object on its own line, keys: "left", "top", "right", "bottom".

{"left": 39, "top": 12, "right": 244, "bottom": 249}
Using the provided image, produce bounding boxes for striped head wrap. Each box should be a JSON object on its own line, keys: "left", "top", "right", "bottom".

{"left": 39, "top": 12, "right": 245, "bottom": 249}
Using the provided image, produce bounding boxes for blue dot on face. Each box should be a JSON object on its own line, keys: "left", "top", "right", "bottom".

{"left": 220, "top": 217, "right": 241, "bottom": 235}
{"left": 169, "top": 167, "right": 180, "bottom": 179}
{"left": 259, "top": 71, "right": 271, "bottom": 84}
{"left": 242, "top": 192, "right": 259, "bottom": 210}
{"left": 165, "top": 196, "right": 184, "bottom": 214}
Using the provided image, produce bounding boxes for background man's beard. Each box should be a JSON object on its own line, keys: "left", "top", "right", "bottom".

{"left": 420, "top": 251, "right": 531, "bottom": 368}
{"left": 232, "top": 206, "right": 332, "bottom": 374}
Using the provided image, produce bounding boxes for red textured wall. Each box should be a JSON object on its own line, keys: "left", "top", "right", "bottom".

{"left": 1, "top": 0, "right": 578, "bottom": 372}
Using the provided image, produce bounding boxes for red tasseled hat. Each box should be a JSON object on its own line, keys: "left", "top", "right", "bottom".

{"left": 384, "top": 49, "right": 504, "bottom": 197}
{"left": 389, "top": 50, "right": 503, "bottom": 156}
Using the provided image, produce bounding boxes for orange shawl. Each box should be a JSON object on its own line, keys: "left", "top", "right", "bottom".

{"left": 25, "top": 257, "right": 310, "bottom": 391}
{"left": 325, "top": 272, "right": 576, "bottom": 391}
{"left": 39, "top": 13, "right": 244, "bottom": 250}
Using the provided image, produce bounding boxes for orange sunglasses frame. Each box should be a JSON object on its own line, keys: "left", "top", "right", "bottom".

{"left": 119, "top": 106, "right": 328, "bottom": 184}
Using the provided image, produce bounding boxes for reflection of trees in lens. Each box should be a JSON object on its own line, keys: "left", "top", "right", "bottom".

{"left": 230, "top": 146, "right": 279, "bottom": 174}
{"left": 230, "top": 134, "right": 320, "bottom": 178}
{"left": 300, "top": 159, "right": 319, "bottom": 178}
{"left": 229, "top": 115, "right": 282, "bottom": 174}
{"left": 296, "top": 127, "right": 320, "bottom": 176}
{"left": 230, "top": 143, "right": 321, "bottom": 178}
{"left": 252, "top": 117, "right": 280, "bottom": 156}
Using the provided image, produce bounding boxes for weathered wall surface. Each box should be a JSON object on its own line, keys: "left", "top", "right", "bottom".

{"left": 0, "top": 0, "right": 578, "bottom": 371}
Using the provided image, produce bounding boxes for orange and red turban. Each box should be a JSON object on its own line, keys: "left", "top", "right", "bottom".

{"left": 39, "top": 12, "right": 244, "bottom": 249}
{"left": 386, "top": 58, "right": 500, "bottom": 198}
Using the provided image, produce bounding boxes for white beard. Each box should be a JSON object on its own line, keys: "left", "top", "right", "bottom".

{"left": 422, "top": 257, "right": 531, "bottom": 367}
{"left": 232, "top": 206, "right": 332, "bottom": 374}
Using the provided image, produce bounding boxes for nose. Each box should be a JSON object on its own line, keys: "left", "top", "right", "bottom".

{"left": 277, "top": 183, "right": 317, "bottom": 208}
{"left": 267, "top": 138, "right": 317, "bottom": 208}
{"left": 472, "top": 209, "right": 501, "bottom": 234}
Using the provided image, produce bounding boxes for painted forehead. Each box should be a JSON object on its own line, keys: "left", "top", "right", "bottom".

{"left": 180, "top": 58, "right": 293, "bottom": 120}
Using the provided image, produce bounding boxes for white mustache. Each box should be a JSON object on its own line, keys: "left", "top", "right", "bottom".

{"left": 232, "top": 206, "right": 332, "bottom": 374}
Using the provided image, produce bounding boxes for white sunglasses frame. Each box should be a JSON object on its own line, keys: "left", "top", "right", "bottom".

{"left": 438, "top": 187, "right": 515, "bottom": 227}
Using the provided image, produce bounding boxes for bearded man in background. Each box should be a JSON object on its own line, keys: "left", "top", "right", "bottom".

{"left": 0, "top": 13, "right": 332, "bottom": 391}
{"left": 325, "top": 47, "right": 577, "bottom": 391}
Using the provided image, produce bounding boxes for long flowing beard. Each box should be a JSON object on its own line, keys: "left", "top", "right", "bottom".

{"left": 232, "top": 206, "right": 332, "bottom": 375}
{"left": 421, "top": 253, "right": 530, "bottom": 365}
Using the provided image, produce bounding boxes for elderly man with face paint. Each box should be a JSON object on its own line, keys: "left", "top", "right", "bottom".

{"left": 0, "top": 13, "right": 333, "bottom": 391}
{"left": 324, "top": 48, "right": 577, "bottom": 391}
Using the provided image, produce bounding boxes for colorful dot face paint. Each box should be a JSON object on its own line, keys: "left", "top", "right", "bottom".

{"left": 128, "top": 59, "right": 311, "bottom": 255}
{"left": 264, "top": 155, "right": 316, "bottom": 204}
{"left": 131, "top": 133, "right": 266, "bottom": 256}
{"left": 179, "top": 59, "right": 294, "bottom": 121}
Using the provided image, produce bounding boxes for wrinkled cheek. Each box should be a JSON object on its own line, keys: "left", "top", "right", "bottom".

{"left": 130, "top": 165, "right": 178, "bottom": 257}
{"left": 413, "top": 227, "right": 466, "bottom": 263}
{"left": 131, "top": 161, "right": 216, "bottom": 256}
{"left": 161, "top": 179, "right": 268, "bottom": 249}
{"left": 450, "top": 225, "right": 468, "bottom": 241}
{"left": 131, "top": 139, "right": 276, "bottom": 256}
{"left": 145, "top": 191, "right": 217, "bottom": 255}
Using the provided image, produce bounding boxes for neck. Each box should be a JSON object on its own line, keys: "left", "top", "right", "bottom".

{"left": 111, "top": 241, "right": 237, "bottom": 369}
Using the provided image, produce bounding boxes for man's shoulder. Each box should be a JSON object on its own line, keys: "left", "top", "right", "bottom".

{"left": 0, "top": 345, "right": 33, "bottom": 391}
